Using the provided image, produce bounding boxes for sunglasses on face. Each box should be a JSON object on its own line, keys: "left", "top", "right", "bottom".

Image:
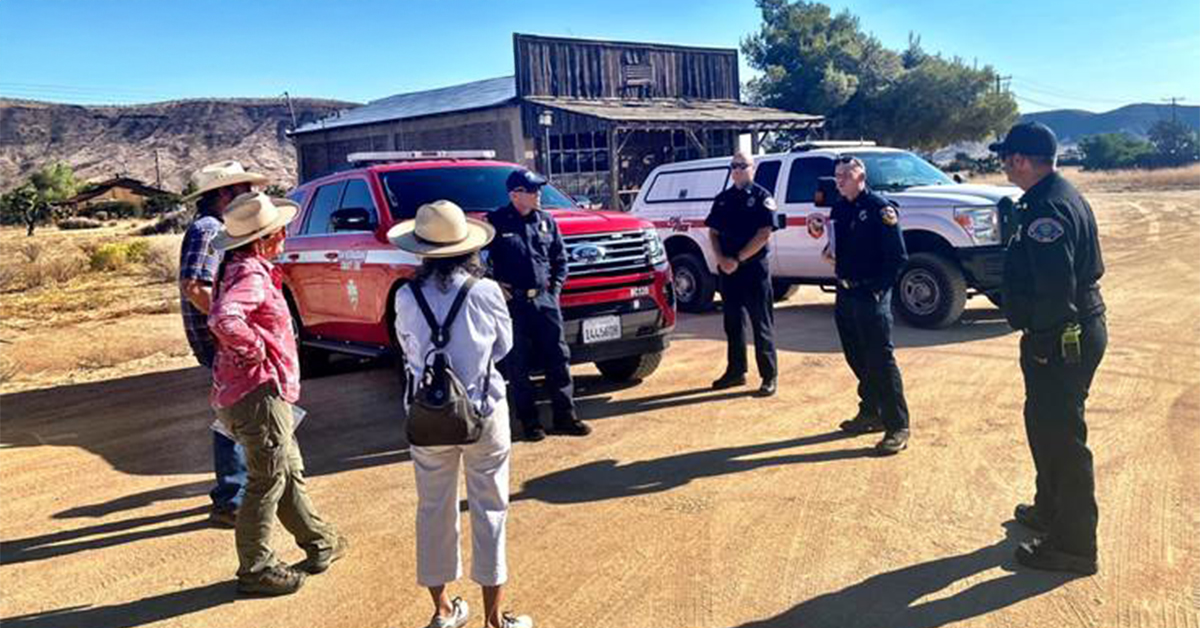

{"left": 730, "top": 162, "right": 751, "bottom": 170}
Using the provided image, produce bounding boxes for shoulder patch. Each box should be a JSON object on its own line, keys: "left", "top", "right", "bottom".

{"left": 880, "top": 206, "right": 898, "bottom": 226}
{"left": 1027, "top": 217, "right": 1065, "bottom": 243}
{"left": 764, "top": 196, "right": 777, "bottom": 210}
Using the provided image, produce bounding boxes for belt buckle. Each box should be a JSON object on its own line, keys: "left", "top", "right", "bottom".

{"left": 525, "top": 288, "right": 538, "bottom": 299}
{"left": 838, "top": 279, "right": 851, "bottom": 289}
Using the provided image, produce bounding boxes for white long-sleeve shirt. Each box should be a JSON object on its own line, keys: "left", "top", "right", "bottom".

{"left": 394, "top": 270, "right": 513, "bottom": 417}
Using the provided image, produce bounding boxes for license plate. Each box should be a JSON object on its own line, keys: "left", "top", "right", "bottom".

{"left": 582, "top": 315, "right": 621, "bottom": 344}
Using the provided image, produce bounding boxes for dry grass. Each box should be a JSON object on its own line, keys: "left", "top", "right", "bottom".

{"left": 143, "top": 241, "right": 181, "bottom": 283}
{"left": 968, "top": 164, "right": 1200, "bottom": 192}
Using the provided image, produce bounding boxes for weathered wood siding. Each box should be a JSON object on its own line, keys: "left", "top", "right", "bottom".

{"left": 514, "top": 33, "right": 739, "bottom": 101}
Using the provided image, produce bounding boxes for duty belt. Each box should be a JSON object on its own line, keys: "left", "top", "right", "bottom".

{"left": 838, "top": 278, "right": 863, "bottom": 289}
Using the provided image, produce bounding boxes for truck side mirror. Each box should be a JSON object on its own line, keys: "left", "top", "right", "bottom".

{"left": 330, "top": 207, "right": 375, "bottom": 232}
{"left": 953, "top": 173, "right": 965, "bottom": 183}
{"left": 813, "top": 177, "right": 839, "bottom": 208}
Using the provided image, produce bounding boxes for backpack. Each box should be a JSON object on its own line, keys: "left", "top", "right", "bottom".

{"left": 404, "top": 277, "right": 488, "bottom": 447}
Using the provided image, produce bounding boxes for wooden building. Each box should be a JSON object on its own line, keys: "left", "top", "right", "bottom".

{"left": 57, "top": 177, "right": 170, "bottom": 211}
{"left": 291, "top": 33, "right": 822, "bottom": 208}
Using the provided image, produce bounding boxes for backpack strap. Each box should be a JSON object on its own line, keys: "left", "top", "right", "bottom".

{"left": 411, "top": 277, "right": 478, "bottom": 349}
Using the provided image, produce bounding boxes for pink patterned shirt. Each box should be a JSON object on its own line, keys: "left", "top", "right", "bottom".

{"left": 208, "top": 252, "right": 301, "bottom": 409}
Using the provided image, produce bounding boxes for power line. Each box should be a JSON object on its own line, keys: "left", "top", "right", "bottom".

{"left": 1011, "top": 80, "right": 1136, "bottom": 105}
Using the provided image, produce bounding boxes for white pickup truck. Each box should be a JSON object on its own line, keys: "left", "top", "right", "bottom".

{"left": 630, "top": 142, "right": 1021, "bottom": 328}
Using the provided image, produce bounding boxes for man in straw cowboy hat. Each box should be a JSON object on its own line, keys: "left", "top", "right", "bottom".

{"left": 389, "top": 199, "right": 534, "bottom": 628}
{"left": 208, "top": 191, "right": 347, "bottom": 596}
{"left": 178, "top": 160, "right": 269, "bottom": 528}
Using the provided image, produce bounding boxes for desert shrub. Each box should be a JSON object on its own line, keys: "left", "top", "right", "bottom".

{"left": 138, "top": 207, "right": 194, "bottom": 235}
{"left": 82, "top": 200, "right": 139, "bottom": 219}
{"left": 144, "top": 241, "right": 180, "bottom": 283}
{"left": 0, "top": 263, "right": 20, "bottom": 291}
{"left": 18, "top": 241, "right": 43, "bottom": 264}
{"left": 93, "top": 211, "right": 110, "bottom": 221}
{"left": 89, "top": 242, "right": 130, "bottom": 271}
{"left": 44, "top": 250, "right": 88, "bottom": 283}
{"left": 125, "top": 239, "right": 150, "bottom": 263}
{"left": 57, "top": 217, "right": 104, "bottom": 230}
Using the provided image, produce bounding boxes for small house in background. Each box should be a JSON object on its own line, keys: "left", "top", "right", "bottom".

{"left": 290, "top": 33, "right": 823, "bottom": 209}
{"left": 57, "top": 176, "right": 170, "bottom": 212}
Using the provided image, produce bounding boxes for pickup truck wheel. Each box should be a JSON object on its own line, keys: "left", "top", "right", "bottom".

{"left": 595, "top": 351, "right": 663, "bottom": 382}
{"left": 894, "top": 252, "right": 967, "bottom": 328}
{"left": 772, "top": 279, "right": 799, "bottom": 302}
{"left": 671, "top": 253, "right": 716, "bottom": 312}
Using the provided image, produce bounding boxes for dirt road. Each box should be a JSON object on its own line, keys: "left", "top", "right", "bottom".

{"left": 2, "top": 190, "right": 1197, "bottom": 628}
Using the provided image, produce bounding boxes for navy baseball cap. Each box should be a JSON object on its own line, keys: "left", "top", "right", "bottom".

{"left": 989, "top": 122, "right": 1058, "bottom": 157}
{"left": 506, "top": 168, "right": 547, "bottom": 192}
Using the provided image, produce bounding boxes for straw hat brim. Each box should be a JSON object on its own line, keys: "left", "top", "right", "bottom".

{"left": 211, "top": 200, "right": 299, "bottom": 252}
{"left": 387, "top": 217, "right": 495, "bottom": 258}
{"left": 182, "top": 172, "right": 271, "bottom": 201}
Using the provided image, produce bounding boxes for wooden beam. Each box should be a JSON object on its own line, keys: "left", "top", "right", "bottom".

{"left": 608, "top": 126, "right": 621, "bottom": 210}
{"left": 684, "top": 128, "right": 708, "bottom": 158}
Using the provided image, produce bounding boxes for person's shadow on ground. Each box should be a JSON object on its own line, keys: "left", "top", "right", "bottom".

{"left": 511, "top": 430, "right": 871, "bottom": 505}
{"left": 728, "top": 521, "right": 1083, "bottom": 628}
{"left": 0, "top": 582, "right": 236, "bottom": 628}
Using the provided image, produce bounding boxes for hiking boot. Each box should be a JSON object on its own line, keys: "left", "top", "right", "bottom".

{"left": 237, "top": 563, "right": 307, "bottom": 596}
{"left": 497, "top": 612, "right": 534, "bottom": 628}
{"left": 874, "top": 429, "right": 909, "bottom": 455}
{"left": 299, "top": 533, "right": 349, "bottom": 574}
{"left": 839, "top": 412, "right": 884, "bottom": 434}
{"left": 552, "top": 417, "right": 592, "bottom": 437}
{"left": 426, "top": 596, "right": 469, "bottom": 628}
{"left": 756, "top": 378, "right": 777, "bottom": 397}
{"left": 1014, "top": 503, "right": 1050, "bottom": 534}
{"left": 711, "top": 372, "right": 747, "bottom": 390}
{"left": 523, "top": 425, "right": 546, "bottom": 442}
{"left": 209, "top": 507, "right": 238, "bottom": 529}
{"left": 1015, "top": 537, "right": 1097, "bottom": 575}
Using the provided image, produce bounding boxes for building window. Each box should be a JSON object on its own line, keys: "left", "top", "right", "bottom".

{"left": 547, "top": 132, "right": 610, "bottom": 175}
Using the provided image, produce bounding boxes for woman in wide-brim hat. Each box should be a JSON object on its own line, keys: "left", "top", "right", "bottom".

{"left": 208, "top": 192, "right": 347, "bottom": 597}
{"left": 389, "top": 200, "right": 533, "bottom": 628}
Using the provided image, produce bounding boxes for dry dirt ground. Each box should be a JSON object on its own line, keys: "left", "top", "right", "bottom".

{"left": 1, "top": 187, "right": 1198, "bottom": 628}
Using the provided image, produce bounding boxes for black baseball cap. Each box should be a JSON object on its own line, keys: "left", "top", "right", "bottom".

{"left": 506, "top": 168, "right": 547, "bottom": 192}
{"left": 989, "top": 122, "right": 1058, "bottom": 157}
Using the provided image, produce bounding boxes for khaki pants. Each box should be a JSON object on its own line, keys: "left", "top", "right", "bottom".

{"left": 217, "top": 383, "right": 334, "bottom": 577}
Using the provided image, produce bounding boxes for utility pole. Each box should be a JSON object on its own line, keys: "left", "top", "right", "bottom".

{"left": 153, "top": 149, "right": 161, "bottom": 188}
{"left": 1163, "top": 96, "right": 1185, "bottom": 123}
{"left": 995, "top": 75, "right": 1012, "bottom": 94}
{"left": 282, "top": 91, "right": 298, "bottom": 131}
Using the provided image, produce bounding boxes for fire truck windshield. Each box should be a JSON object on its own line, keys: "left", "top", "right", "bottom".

{"left": 379, "top": 166, "right": 577, "bottom": 220}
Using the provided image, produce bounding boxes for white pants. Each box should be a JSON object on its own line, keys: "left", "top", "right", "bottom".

{"left": 411, "top": 407, "right": 511, "bottom": 587}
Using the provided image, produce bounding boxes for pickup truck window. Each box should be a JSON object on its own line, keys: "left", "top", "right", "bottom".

{"left": 644, "top": 167, "right": 731, "bottom": 204}
{"left": 302, "top": 181, "right": 346, "bottom": 235}
{"left": 379, "top": 167, "right": 576, "bottom": 220}
{"left": 754, "top": 160, "right": 782, "bottom": 197}
{"left": 858, "top": 152, "right": 954, "bottom": 191}
{"left": 340, "top": 179, "right": 376, "bottom": 218}
{"left": 785, "top": 157, "right": 834, "bottom": 203}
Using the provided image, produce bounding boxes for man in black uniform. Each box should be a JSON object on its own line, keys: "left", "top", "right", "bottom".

{"left": 991, "top": 122, "right": 1106, "bottom": 575}
{"left": 706, "top": 151, "right": 779, "bottom": 397}
{"left": 486, "top": 168, "right": 589, "bottom": 442}
{"left": 828, "top": 156, "right": 910, "bottom": 455}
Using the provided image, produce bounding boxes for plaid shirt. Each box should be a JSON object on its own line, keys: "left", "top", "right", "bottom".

{"left": 179, "top": 214, "right": 222, "bottom": 367}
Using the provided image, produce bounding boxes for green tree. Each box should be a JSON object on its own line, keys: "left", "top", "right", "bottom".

{"left": 29, "top": 161, "right": 78, "bottom": 205}
{"left": 1147, "top": 119, "right": 1200, "bottom": 167}
{"left": 1078, "top": 133, "right": 1154, "bottom": 170}
{"left": 263, "top": 184, "right": 290, "bottom": 197}
{"left": 742, "top": 0, "right": 1018, "bottom": 151}
{"left": 0, "top": 185, "right": 52, "bottom": 236}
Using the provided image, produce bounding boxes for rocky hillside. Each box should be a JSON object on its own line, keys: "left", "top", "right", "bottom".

{"left": 0, "top": 97, "right": 358, "bottom": 193}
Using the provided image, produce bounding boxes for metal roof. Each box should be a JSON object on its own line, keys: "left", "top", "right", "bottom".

{"left": 526, "top": 97, "right": 823, "bottom": 131}
{"left": 292, "top": 76, "right": 517, "bottom": 135}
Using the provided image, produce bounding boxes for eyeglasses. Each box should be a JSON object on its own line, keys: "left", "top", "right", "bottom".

{"left": 730, "top": 162, "right": 751, "bottom": 170}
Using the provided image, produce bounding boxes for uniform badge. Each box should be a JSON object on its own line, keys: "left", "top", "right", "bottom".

{"left": 858, "top": 210, "right": 867, "bottom": 222}
{"left": 1027, "top": 217, "right": 1064, "bottom": 243}
{"left": 880, "top": 206, "right": 899, "bottom": 226}
{"left": 539, "top": 220, "right": 549, "bottom": 233}
{"left": 764, "top": 197, "right": 777, "bottom": 210}
{"left": 746, "top": 196, "right": 755, "bottom": 207}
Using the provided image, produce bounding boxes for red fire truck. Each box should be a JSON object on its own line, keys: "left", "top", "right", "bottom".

{"left": 281, "top": 151, "right": 675, "bottom": 382}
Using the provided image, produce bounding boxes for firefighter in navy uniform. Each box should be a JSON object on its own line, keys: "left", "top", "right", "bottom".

{"left": 991, "top": 122, "right": 1106, "bottom": 575}
{"left": 706, "top": 151, "right": 780, "bottom": 397}
{"left": 827, "top": 156, "right": 911, "bottom": 456}
{"left": 486, "top": 169, "right": 590, "bottom": 442}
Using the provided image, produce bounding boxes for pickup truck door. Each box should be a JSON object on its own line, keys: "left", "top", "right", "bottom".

{"left": 774, "top": 156, "right": 835, "bottom": 279}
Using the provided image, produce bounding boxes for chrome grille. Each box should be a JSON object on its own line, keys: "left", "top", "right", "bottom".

{"left": 564, "top": 230, "right": 653, "bottom": 278}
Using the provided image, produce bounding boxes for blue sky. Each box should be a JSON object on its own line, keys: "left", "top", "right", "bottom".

{"left": 1, "top": 0, "right": 1196, "bottom": 113}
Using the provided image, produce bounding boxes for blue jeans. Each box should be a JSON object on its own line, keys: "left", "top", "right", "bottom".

{"left": 211, "top": 430, "right": 248, "bottom": 511}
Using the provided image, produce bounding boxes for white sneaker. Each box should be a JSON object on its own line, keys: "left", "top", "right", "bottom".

{"left": 497, "top": 612, "right": 533, "bottom": 628}
{"left": 428, "top": 597, "right": 469, "bottom": 628}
